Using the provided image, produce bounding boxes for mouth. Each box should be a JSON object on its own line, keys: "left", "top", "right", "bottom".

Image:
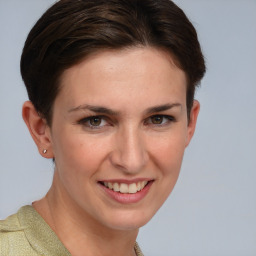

{"left": 99, "top": 180, "right": 150, "bottom": 194}
{"left": 98, "top": 179, "right": 154, "bottom": 204}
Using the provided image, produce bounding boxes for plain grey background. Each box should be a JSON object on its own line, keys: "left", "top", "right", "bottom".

{"left": 0, "top": 1, "right": 255, "bottom": 256}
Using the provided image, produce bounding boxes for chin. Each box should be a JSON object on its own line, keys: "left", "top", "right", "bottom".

{"left": 101, "top": 208, "right": 157, "bottom": 231}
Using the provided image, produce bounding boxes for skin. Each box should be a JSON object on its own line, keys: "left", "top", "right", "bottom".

{"left": 22, "top": 47, "right": 200, "bottom": 256}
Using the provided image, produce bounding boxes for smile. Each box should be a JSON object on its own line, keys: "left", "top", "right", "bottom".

{"left": 98, "top": 179, "right": 153, "bottom": 204}
{"left": 102, "top": 181, "right": 149, "bottom": 194}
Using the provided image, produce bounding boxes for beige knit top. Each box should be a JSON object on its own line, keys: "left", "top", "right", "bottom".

{"left": 0, "top": 206, "right": 144, "bottom": 256}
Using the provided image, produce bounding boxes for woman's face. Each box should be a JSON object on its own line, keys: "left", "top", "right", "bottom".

{"left": 47, "top": 47, "right": 198, "bottom": 231}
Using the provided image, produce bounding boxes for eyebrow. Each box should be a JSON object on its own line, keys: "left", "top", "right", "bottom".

{"left": 145, "top": 103, "right": 182, "bottom": 114}
{"left": 68, "top": 103, "right": 181, "bottom": 115}
{"left": 68, "top": 104, "right": 119, "bottom": 115}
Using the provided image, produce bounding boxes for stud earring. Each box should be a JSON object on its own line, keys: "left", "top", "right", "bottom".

{"left": 43, "top": 149, "right": 47, "bottom": 154}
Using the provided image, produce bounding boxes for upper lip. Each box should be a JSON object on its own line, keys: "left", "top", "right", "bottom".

{"left": 98, "top": 178, "right": 154, "bottom": 184}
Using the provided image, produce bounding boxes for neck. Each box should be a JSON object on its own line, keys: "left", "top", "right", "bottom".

{"left": 33, "top": 174, "right": 139, "bottom": 256}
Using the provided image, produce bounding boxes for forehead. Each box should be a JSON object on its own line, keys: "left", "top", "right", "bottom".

{"left": 56, "top": 47, "right": 187, "bottom": 110}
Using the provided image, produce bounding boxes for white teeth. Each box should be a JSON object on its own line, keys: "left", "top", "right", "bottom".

{"left": 128, "top": 183, "right": 137, "bottom": 194}
{"left": 120, "top": 183, "right": 129, "bottom": 193}
{"left": 102, "top": 181, "right": 149, "bottom": 194}
{"left": 113, "top": 183, "right": 119, "bottom": 192}
{"left": 108, "top": 182, "right": 113, "bottom": 189}
{"left": 137, "top": 182, "right": 141, "bottom": 191}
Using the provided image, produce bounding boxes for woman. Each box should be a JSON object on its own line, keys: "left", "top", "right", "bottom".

{"left": 0, "top": 0, "right": 205, "bottom": 255}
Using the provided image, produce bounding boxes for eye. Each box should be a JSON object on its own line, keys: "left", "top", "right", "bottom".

{"left": 89, "top": 116, "right": 103, "bottom": 126}
{"left": 78, "top": 115, "right": 108, "bottom": 129}
{"left": 145, "top": 115, "right": 175, "bottom": 126}
{"left": 151, "top": 116, "right": 164, "bottom": 124}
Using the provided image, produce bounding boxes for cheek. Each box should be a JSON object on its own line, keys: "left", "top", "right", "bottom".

{"left": 51, "top": 132, "right": 111, "bottom": 202}
{"left": 52, "top": 130, "right": 110, "bottom": 176}
{"left": 149, "top": 130, "right": 187, "bottom": 171}
{"left": 152, "top": 133, "right": 187, "bottom": 200}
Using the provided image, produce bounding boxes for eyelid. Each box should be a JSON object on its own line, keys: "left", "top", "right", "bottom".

{"left": 77, "top": 115, "right": 111, "bottom": 128}
{"left": 145, "top": 114, "right": 176, "bottom": 125}
{"left": 76, "top": 114, "right": 175, "bottom": 129}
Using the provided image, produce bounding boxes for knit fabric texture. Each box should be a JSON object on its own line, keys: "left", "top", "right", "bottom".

{"left": 0, "top": 205, "right": 144, "bottom": 256}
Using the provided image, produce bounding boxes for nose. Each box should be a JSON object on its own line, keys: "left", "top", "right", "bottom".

{"left": 109, "top": 126, "right": 149, "bottom": 174}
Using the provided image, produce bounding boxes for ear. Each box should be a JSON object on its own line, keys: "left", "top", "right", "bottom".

{"left": 185, "top": 100, "right": 200, "bottom": 147}
{"left": 22, "top": 101, "right": 54, "bottom": 159}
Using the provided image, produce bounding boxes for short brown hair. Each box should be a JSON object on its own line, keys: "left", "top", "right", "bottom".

{"left": 21, "top": 0, "right": 206, "bottom": 125}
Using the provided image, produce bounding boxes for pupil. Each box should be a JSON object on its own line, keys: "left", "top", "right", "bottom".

{"left": 90, "top": 117, "right": 101, "bottom": 126}
{"left": 152, "top": 116, "right": 163, "bottom": 124}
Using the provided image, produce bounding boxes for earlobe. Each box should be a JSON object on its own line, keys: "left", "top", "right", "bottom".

{"left": 22, "top": 101, "right": 54, "bottom": 159}
{"left": 185, "top": 100, "right": 200, "bottom": 147}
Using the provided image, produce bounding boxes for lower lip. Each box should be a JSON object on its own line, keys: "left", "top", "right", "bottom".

{"left": 99, "top": 181, "right": 153, "bottom": 204}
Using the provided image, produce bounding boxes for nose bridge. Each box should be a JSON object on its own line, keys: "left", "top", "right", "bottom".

{"left": 111, "top": 124, "right": 148, "bottom": 173}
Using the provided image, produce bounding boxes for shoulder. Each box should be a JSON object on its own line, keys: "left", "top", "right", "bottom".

{"left": 1, "top": 205, "right": 71, "bottom": 256}
{"left": 0, "top": 206, "right": 39, "bottom": 255}
{"left": 0, "top": 211, "right": 22, "bottom": 230}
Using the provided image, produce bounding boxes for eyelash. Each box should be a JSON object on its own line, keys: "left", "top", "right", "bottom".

{"left": 77, "top": 115, "right": 110, "bottom": 129}
{"left": 77, "top": 114, "right": 176, "bottom": 129}
{"left": 144, "top": 115, "right": 176, "bottom": 126}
